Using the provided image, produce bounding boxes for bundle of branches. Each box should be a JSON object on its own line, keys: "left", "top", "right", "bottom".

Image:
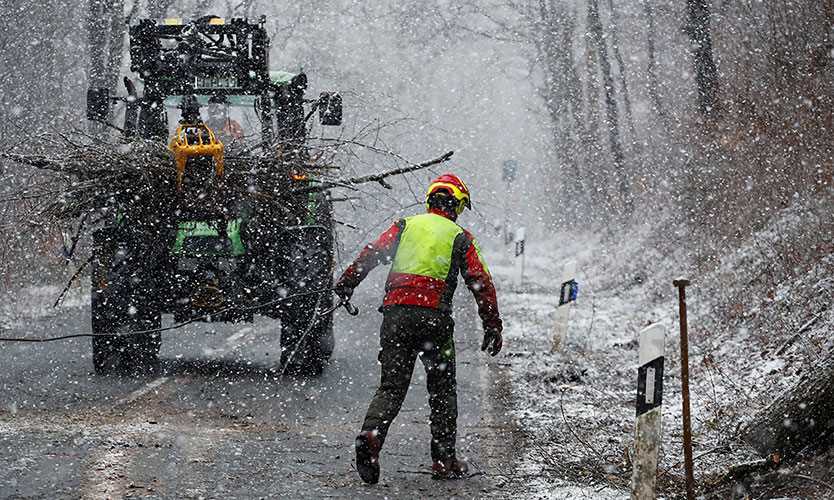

{"left": 0, "top": 128, "right": 453, "bottom": 232}
{"left": 2, "top": 136, "right": 174, "bottom": 223}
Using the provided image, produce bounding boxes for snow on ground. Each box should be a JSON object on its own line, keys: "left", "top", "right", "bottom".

{"left": 4, "top": 198, "right": 833, "bottom": 497}
{"left": 0, "top": 284, "right": 88, "bottom": 332}
{"left": 487, "top": 196, "right": 834, "bottom": 498}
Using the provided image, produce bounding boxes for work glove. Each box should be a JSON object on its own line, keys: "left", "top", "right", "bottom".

{"left": 333, "top": 282, "right": 354, "bottom": 302}
{"left": 481, "top": 327, "right": 503, "bottom": 356}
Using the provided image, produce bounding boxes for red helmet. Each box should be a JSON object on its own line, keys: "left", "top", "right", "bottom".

{"left": 426, "top": 173, "right": 471, "bottom": 215}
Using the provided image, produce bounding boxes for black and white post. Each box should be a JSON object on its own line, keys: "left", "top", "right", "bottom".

{"left": 502, "top": 159, "right": 518, "bottom": 246}
{"left": 513, "top": 226, "right": 526, "bottom": 288}
{"left": 631, "top": 323, "right": 666, "bottom": 500}
{"left": 551, "top": 260, "right": 576, "bottom": 352}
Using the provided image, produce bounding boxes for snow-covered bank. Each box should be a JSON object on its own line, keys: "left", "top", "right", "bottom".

{"left": 488, "top": 194, "right": 834, "bottom": 498}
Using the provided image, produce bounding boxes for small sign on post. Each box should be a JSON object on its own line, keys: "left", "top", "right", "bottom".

{"left": 631, "top": 323, "right": 666, "bottom": 500}
{"left": 502, "top": 159, "right": 518, "bottom": 183}
{"left": 514, "top": 238, "right": 525, "bottom": 258}
{"left": 559, "top": 279, "right": 579, "bottom": 306}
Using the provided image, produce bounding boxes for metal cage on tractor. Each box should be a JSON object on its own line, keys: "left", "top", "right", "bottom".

{"left": 86, "top": 15, "right": 343, "bottom": 375}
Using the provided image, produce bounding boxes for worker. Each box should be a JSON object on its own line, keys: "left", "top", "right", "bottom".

{"left": 205, "top": 94, "right": 243, "bottom": 142}
{"left": 334, "top": 173, "right": 503, "bottom": 484}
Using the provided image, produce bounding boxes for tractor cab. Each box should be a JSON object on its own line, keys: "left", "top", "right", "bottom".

{"left": 86, "top": 16, "right": 343, "bottom": 148}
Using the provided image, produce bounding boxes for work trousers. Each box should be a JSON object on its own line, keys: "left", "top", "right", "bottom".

{"left": 361, "top": 306, "right": 458, "bottom": 462}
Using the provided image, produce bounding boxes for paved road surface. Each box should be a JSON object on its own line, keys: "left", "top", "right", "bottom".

{"left": 0, "top": 283, "right": 522, "bottom": 499}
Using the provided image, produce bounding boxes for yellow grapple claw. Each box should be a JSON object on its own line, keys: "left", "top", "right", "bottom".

{"left": 169, "top": 124, "right": 225, "bottom": 190}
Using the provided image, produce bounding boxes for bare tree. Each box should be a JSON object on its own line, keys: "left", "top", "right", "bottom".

{"left": 87, "top": 0, "right": 110, "bottom": 95}
{"left": 147, "top": 0, "right": 175, "bottom": 18}
{"left": 643, "top": 0, "right": 666, "bottom": 122}
{"left": 685, "top": 0, "right": 718, "bottom": 116}
{"left": 605, "top": 0, "right": 636, "bottom": 142}
{"left": 531, "top": 2, "right": 582, "bottom": 208}
{"left": 587, "top": 0, "right": 630, "bottom": 211}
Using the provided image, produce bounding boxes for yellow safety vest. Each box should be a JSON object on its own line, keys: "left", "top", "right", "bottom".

{"left": 390, "top": 213, "right": 463, "bottom": 280}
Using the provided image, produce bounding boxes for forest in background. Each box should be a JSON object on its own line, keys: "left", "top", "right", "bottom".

{"left": 1, "top": 0, "right": 833, "bottom": 299}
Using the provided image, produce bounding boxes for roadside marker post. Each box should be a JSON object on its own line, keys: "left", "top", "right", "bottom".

{"left": 551, "top": 259, "right": 577, "bottom": 352}
{"left": 502, "top": 159, "right": 518, "bottom": 247}
{"left": 631, "top": 323, "right": 666, "bottom": 500}
{"left": 513, "top": 227, "right": 526, "bottom": 288}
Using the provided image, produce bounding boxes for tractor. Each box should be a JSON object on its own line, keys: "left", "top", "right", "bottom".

{"left": 85, "top": 15, "right": 343, "bottom": 374}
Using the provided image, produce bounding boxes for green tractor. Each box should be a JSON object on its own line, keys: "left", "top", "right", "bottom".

{"left": 85, "top": 16, "right": 343, "bottom": 374}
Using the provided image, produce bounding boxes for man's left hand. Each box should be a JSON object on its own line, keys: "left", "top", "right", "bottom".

{"left": 481, "top": 328, "right": 503, "bottom": 356}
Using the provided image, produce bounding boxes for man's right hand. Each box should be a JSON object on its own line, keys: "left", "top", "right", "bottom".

{"left": 481, "top": 327, "right": 503, "bottom": 356}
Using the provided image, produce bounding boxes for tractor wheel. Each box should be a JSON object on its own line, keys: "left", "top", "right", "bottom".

{"left": 277, "top": 191, "right": 336, "bottom": 375}
{"left": 279, "top": 294, "right": 333, "bottom": 376}
{"left": 91, "top": 228, "right": 162, "bottom": 374}
{"left": 91, "top": 317, "right": 161, "bottom": 374}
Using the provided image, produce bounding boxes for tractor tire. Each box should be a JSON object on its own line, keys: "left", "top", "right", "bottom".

{"left": 91, "top": 316, "right": 161, "bottom": 374}
{"left": 279, "top": 297, "right": 332, "bottom": 376}
{"left": 91, "top": 228, "right": 162, "bottom": 374}
{"left": 277, "top": 191, "right": 336, "bottom": 375}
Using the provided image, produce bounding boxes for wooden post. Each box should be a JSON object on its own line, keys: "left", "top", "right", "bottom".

{"left": 631, "top": 324, "right": 666, "bottom": 500}
{"left": 674, "top": 278, "right": 696, "bottom": 500}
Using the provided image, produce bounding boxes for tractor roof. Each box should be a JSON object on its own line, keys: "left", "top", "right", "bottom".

{"left": 163, "top": 71, "right": 299, "bottom": 108}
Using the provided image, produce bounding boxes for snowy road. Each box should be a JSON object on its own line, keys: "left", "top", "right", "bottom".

{"left": 0, "top": 287, "right": 522, "bottom": 498}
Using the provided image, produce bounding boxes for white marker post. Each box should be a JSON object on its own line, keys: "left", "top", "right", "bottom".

{"left": 513, "top": 227, "right": 526, "bottom": 288}
{"left": 631, "top": 324, "right": 666, "bottom": 500}
{"left": 551, "top": 259, "right": 576, "bottom": 352}
{"left": 502, "top": 159, "right": 518, "bottom": 247}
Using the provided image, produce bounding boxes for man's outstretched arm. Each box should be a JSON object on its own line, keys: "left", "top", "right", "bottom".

{"left": 335, "top": 220, "right": 404, "bottom": 296}
{"left": 459, "top": 233, "right": 503, "bottom": 355}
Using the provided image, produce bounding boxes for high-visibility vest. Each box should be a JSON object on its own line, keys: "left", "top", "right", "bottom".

{"left": 389, "top": 213, "right": 463, "bottom": 280}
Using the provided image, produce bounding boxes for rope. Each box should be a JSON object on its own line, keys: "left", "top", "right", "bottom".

{"left": 0, "top": 288, "right": 337, "bottom": 343}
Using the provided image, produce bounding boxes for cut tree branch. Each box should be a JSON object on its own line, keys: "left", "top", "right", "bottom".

{"left": 292, "top": 151, "right": 454, "bottom": 194}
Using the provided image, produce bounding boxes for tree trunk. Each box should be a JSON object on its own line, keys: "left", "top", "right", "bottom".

{"left": 605, "top": 0, "right": 636, "bottom": 142}
{"left": 87, "top": 0, "right": 111, "bottom": 134}
{"left": 106, "top": 0, "right": 126, "bottom": 122}
{"left": 686, "top": 0, "right": 719, "bottom": 116}
{"left": 587, "top": 0, "right": 630, "bottom": 212}
{"left": 643, "top": 0, "right": 667, "bottom": 122}
{"left": 547, "top": 1, "right": 588, "bottom": 219}
{"left": 741, "top": 349, "right": 834, "bottom": 458}
{"left": 147, "top": 0, "right": 174, "bottom": 19}
{"left": 527, "top": 0, "right": 587, "bottom": 222}
{"left": 556, "top": 6, "right": 596, "bottom": 214}
{"left": 87, "top": 0, "right": 109, "bottom": 91}
{"left": 583, "top": 5, "right": 603, "bottom": 212}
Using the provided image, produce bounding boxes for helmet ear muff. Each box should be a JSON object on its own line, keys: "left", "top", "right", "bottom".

{"left": 456, "top": 197, "right": 467, "bottom": 215}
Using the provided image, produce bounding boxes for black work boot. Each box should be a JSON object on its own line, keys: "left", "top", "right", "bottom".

{"left": 431, "top": 457, "right": 469, "bottom": 479}
{"left": 355, "top": 430, "right": 382, "bottom": 484}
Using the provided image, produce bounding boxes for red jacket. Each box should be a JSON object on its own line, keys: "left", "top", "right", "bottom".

{"left": 336, "top": 209, "right": 502, "bottom": 333}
